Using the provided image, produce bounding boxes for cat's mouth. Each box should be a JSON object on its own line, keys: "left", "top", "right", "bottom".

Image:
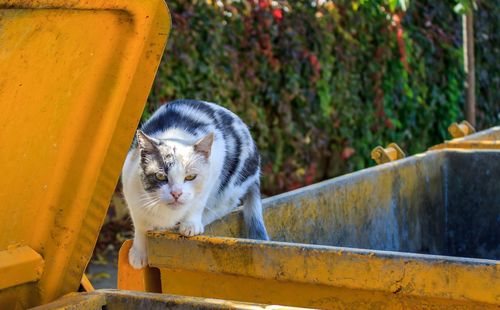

{"left": 166, "top": 201, "right": 184, "bottom": 209}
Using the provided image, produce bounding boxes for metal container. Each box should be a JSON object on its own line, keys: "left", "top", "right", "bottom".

{"left": 2, "top": 1, "right": 498, "bottom": 309}
{"left": 431, "top": 126, "right": 500, "bottom": 150}
{"left": 0, "top": 0, "right": 170, "bottom": 308}
{"left": 135, "top": 149, "right": 500, "bottom": 309}
{"left": 32, "top": 290, "right": 306, "bottom": 310}
{"left": 0, "top": 2, "right": 311, "bottom": 309}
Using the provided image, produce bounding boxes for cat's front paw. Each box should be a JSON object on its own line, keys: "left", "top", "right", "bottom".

{"left": 128, "top": 245, "right": 147, "bottom": 269}
{"left": 179, "top": 220, "right": 204, "bottom": 237}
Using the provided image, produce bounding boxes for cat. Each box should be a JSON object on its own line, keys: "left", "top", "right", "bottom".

{"left": 121, "top": 99, "right": 269, "bottom": 269}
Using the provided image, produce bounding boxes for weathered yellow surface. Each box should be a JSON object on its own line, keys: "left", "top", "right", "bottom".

{"left": 148, "top": 233, "right": 499, "bottom": 309}
{"left": 430, "top": 140, "right": 500, "bottom": 150}
{"left": 458, "top": 125, "right": 500, "bottom": 140}
{"left": 0, "top": 246, "right": 44, "bottom": 290}
{"left": 31, "top": 292, "right": 107, "bottom": 310}
{"left": 0, "top": 0, "right": 170, "bottom": 308}
{"left": 117, "top": 240, "right": 162, "bottom": 293}
{"left": 159, "top": 270, "right": 497, "bottom": 310}
{"left": 206, "top": 152, "right": 443, "bottom": 244}
{"left": 432, "top": 126, "right": 500, "bottom": 150}
{"left": 127, "top": 146, "right": 500, "bottom": 309}
{"left": 32, "top": 290, "right": 307, "bottom": 309}
{"left": 1, "top": 3, "right": 494, "bottom": 306}
{"left": 80, "top": 274, "right": 94, "bottom": 293}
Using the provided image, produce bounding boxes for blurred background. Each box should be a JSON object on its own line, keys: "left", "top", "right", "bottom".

{"left": 87, "top": 0, "right": 499, "bottom": 287}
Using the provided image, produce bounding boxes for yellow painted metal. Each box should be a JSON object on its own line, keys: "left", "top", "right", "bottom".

{"left": 31, "top": 293, "right": 107, "bottom": 310}
{"left": 32, "top": 290, "right": 307, "bottom": 309}
{"left": 113, "top": 147, "right": 500, "bottom": 309}
{"left": 371, "top": 143, "right": 405, "bottom": 165}
{"left": 117, "top": 240, "right": 161, "bottom": 293}
{"left": 148, "top": 232, "right": 499, "bottom": 309}
{"left": 456, "top": 125, "right": 500, "bottom": 141}
{"left": 205, "top": 153, "right": 445, "bottom": 242}
{"left": 0, "top": 246, "right": 44, "bottom": 290}
{"left": 79, "top": 274, "right": 94, "bottom": 293}
{"left": 448, "top": 120, "right": 476, "bottom": 138}
{"left": 430, "top": 140, "right": 500, "bottom": 150}
{"left": 431, "top": 126, "right": 500, "bottom": 150}
{"left": 0, "top": 0, "right": 170, "bottom": 308}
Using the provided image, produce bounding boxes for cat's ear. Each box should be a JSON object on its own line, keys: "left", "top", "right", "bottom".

{"left": 194, "top": 132, "right": 214, "bottom": 159}
{"left": 136, "top": 130, "right": 158, "bottom": 152}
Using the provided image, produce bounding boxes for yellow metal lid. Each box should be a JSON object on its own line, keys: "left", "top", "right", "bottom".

{"left": 0, "top": 0, "right": 170, "bottom": 307}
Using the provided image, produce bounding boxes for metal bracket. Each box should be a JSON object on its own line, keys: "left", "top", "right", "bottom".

{"left": 371, "top": 143, "right": 406, "bottom": 165}
{"left": 448, "top": 121, "right": 476, "bottom": 139}
{"left": 117, "top": 240, "right": 162, "bottom": 293}
{"left": 79, "top": 274, "right": 95, "bottom": 292}
{"left": 0, "top": 245, "right": 44, "bottom": 290}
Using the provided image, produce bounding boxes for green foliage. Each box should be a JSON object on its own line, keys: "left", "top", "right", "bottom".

{"left": 147, "top": 0, "right": 496, "bottom": 195}
{"left": 474, "top": 0, "right": 500, "bottom": 128}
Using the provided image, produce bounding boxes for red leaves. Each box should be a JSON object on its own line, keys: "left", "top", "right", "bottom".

{"left": 392, "top": 13, "right": 410, "bottom": 72}
{"left": 309, "top": 54, "right": 321, "bottom": 74}
{"left": 304, "top": 163, "right": 317, "bottom": 185}
{"left": 262, "top": 163, "right": 273, "bottom": 174}
{"left": 258, "top": 0, "right": 270, "bottom": 9}
{"left": 341, "top": 147, "right": 356, "bottom": 161}
{"left": 287, "top": 182, "right": 302, "bottom": 191}
{"left": 302, "top": 50, "right": 321, "bottom": 80}
{"left": 257, "top": 0, "right": 283, "bottom": 22}
{"left": 372, "top": 12, "right": 408, "bottom": 134}
{"left": 272, "top": 8, "right": 283, "bottom": 21}
{"left": 267, "top": 163, "right": 318, "bottom": 194}
{"left": 286, "top": 163, "right": 317, "bottom": 191}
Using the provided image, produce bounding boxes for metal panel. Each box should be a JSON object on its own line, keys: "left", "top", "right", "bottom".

{"left": 149, "top": 233, "right": 498, "bottom": 309}
{"left": 32, "top": 290, "right": 307, "bottom": 310}
{"left": 431, "top": 126, "right": 500, "bottom": 149}
{"left": 0, "top": 246, "right": 44, "bottom": 290}
{"left": 139, "top": 150, "right": 500, "bottom": 309}
{"left": 0, "top": 1, "right": 170, "bottom": 307}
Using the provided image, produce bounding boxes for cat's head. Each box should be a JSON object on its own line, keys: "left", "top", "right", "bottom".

{"left": 135, "top": 130, "right": 213, "bottom": 209}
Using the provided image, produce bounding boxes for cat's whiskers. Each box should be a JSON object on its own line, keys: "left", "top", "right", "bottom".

{"left": 142, "top": 196, "right": 160, "bottom": 206}
{"left": 138, "top": 192, "right": 154, "bottom": 200}
{"left": 139, "top": 196, "right": 161, "bottom": 215}
{"left": 137, "top": 196, "right": 157, "bottom": 203}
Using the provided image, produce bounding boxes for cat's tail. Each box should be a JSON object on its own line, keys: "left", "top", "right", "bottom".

{"left": 242, "top": 182, "right": 269, "bottom": 240}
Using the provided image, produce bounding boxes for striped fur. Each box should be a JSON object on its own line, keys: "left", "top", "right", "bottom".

{"left": 122, "top": 99, "right": 269, "bottom": 269}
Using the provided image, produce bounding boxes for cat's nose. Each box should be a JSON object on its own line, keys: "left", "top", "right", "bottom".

{"left": 170, "top": 190, "right": 183, "bottom": 200}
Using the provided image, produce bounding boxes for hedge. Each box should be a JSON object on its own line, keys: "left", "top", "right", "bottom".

{"left": 146, "top": 0, "right": 498, "bottom": 195}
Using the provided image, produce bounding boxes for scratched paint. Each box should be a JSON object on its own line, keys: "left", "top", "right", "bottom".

{"left": 207, "top": 150, "right": 499, "bottom": 260}
{"left": 148, "top": 149, "right": 500, "bottom": 309}
{"left": 431, "top": 126, "right": 500, "bottom": 150}
{"left": 0, "top": 1, "right": 170, "bottom": 308}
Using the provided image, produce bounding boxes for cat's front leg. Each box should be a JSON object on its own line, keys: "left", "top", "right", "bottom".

{"left": 179, "top": 205, "right": 205, "bottom": 237}
{"left": 129, "top": 226, "right": 148, "bottom": 269}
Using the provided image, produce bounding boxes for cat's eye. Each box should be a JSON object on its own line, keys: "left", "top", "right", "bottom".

{"left": 155, "top": 172, "right": 167, "bottom": 181}
{"left": 185, "top": 174, "right": 197, "bottom": 181}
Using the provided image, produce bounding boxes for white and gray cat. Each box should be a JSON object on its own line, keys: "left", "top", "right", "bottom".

{"left": 122, "top": 99, "right": 269, "bottom": 269}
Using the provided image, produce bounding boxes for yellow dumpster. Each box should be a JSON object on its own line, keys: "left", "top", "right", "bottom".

{"left": 2, "top": 0, "right": 498, "bottom": 309}
{"left": 118, "top": 144, "right": 500, "bottom": 309}
{"left": 0, "top": 1, "right": 310, "bottom": 309}
{"left": 0, "top": 0, "right": 169, "bottom": 307}
{"left": 431, "top": 125, "right": 500, "bottom": 150}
